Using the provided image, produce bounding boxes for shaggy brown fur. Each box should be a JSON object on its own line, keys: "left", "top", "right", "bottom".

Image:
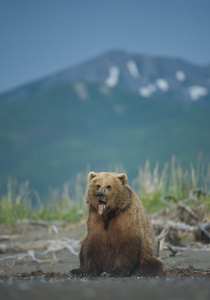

{"left": 70, "top": 172, "right": 164, "bottom": 277}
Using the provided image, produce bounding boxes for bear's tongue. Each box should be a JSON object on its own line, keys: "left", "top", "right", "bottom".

{"left": 98, "top": 203, "right": 106, "bottom": 215}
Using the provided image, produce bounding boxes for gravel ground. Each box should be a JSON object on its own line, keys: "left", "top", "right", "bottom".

{"left": 1, "top": 276, "right": 210, "bottom": 300}
{"left": 0, "top": 222, "right": 210, "bottom": 300}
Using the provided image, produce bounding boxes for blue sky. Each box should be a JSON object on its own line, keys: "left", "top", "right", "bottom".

{"left": 0, "top": 0, "right": 210, "bottom": 94}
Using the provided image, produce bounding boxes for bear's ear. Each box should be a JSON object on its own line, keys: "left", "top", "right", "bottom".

{"left": 88, "top": 171, "right": 97, "bottom": 182}
{"left": 117, "top": 173, "right": 127, "bottom": 185}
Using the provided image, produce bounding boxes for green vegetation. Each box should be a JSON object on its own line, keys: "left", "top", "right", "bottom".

{"left": 0, "top": 173, "right": 88, "bottom": 225}
{"left": 1, "top": 82, "right": 210, "bottom": 196}
{"left": 137, "top": 156, "right": 210, "bottom": 212}
{"left": 0, "top": 157, "right": 209, "bottom": 225}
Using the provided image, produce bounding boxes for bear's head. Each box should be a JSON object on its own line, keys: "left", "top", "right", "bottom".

{"left": 86, "top": 172, "right": 130, "bottom": 215}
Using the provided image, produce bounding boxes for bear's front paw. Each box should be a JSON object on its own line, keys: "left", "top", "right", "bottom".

{"left": 70, "top": 268, "right": 99, "bottom": 278}
{"left": 70, "top": 268, "right": 84, "bottom": 277}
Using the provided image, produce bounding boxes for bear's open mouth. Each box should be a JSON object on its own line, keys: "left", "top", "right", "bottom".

{"left": 98, "top": 201, "right": 106, "bottom": 215}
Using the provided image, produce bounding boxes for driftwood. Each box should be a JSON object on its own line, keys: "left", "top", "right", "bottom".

{"left": 17, "top": 219, "right": 67, "bottom": 227}
{"left": 177, "top": 202, "right": 200, "bottom": 221}
{"left": 0, "top": 234, "right": 21, "bottom": 241}
{"left": 198, "top": 222, "right": 210, "bottom": 242}
{"left": 188, "top": 188, "right": 206, "bottom": 202}
{"left": 152, "top": 189, "right": 210, "bottom": 256}
{"left": 0, "top": 238, "right": 79, "bottom": 255}
{"left": 162, "top": 244, "right": 210, "bottom": 252}
{"left": 0, "top": 220, "right": 87, "bottom": 268}
{"left": 0, "top": 237, "right": 79, "bottom": 267}
{"left": 152, "top": 220, "right": 195, "bottom": 232}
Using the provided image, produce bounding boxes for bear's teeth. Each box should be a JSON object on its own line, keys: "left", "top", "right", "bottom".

{"left": 98, "top": 204, "right": 106, "bottom": 215}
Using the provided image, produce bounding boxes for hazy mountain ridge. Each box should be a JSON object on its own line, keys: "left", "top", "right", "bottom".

{"left": 1, "top": 50, "right": 210, "bottom": 196}
{"left": 0, "top": 81, "right": 210, "bottom": 196}
{"left": 1, "top": 50, "right": 210, "bottom": 104}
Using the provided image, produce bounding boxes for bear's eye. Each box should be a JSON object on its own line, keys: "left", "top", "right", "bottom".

{"left": 97, "top": 185, "right": 101, "bottom": 190}
{"left": 106, "top": 185, "right": 111, "bottom": 190}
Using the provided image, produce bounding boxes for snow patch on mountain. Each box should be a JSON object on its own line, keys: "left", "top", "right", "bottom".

{"left": 105, "top": 66, "right": 119, "bottom": 87}
{"left": 139, "top": 84, "right": 156, "bottom": 97}
{"left": 188, "top": 86, "right": 209, "bottom": 101}
{"left": 126, "top": 60, "right": 140, "bottom": 78}
{"left": 175, "top": 70, "right": 186, "bottom": 82}
{"left": 73, "top": 82, "right": 88, "bottom": 101}
{"left": 156, "top": 79, "right": 169, "bottom": 91}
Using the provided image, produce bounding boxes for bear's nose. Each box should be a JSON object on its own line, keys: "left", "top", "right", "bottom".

{"left": 96, "top": 192, "right": 105, "bottom": 201}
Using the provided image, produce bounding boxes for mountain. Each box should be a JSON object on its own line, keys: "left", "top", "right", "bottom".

{"left": 0, "top": 50, "right": 210, "bottom": 197}
{"left": 1, "top": 50, "right": 210, "bottom": 104}
{"left": 0, "top": 80, "right": 210, "bottom": 196}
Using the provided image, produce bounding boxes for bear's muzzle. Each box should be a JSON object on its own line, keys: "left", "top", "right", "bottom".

{"left": 96, "top": 191, "right": 105, "bottom": 201}
{"left": 96, "top": 190, "right": 107, "bottom": 215}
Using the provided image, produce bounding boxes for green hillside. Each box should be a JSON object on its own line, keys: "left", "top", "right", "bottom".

{"left": 0, "top": 82, "right": 210, "bottom": 196}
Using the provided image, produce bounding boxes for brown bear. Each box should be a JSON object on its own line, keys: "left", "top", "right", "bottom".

{"left": 70, "top": 172, "right": 164, "bottom": 277}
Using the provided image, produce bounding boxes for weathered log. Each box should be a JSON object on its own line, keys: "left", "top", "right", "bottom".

{"left": 0, "top": 234, "right": 21, "bottom": 241}
{"left": 0, "top": 238, "right": 79, "bottom": 255}
{"left": 178, "top": 202, "right": 200, "bottom": 221}
{"left": 151, "top": 219, "right": 196, "bottom": 232}
{"left": 17, "top": 219, "right": 67, "bottom": 226}
{"left": 198, "top": 222, "right": 210, "bottom": 243}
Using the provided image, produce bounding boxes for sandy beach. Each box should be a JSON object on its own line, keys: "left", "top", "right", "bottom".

{"left": 0, "top": 221, "right": 210, "bottom": 300}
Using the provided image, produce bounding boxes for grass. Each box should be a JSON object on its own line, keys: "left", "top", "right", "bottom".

{"left": 136, "top": 156, "right": 210, "bottom": 212}
{"left": 0, "top": 156, "right": 210, "bottom": 225}
{"left": 0, "top": 176, "right": 88, "bottom": 226}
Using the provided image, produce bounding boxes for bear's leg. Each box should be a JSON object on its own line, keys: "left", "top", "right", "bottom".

{"left": 70, "top": 243, "right": 86, "bottom": 277}
{"left": 110, "top": 240, "right": 140, "bottom": 277}
{"left": 135, "top": 256, "right": 164, "bottom": 277}
{"left": 70, "top": 239, "right": 103, "bottom": 277}
{"left": 133, "top": 230, "right": 164, "bottom": 277}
